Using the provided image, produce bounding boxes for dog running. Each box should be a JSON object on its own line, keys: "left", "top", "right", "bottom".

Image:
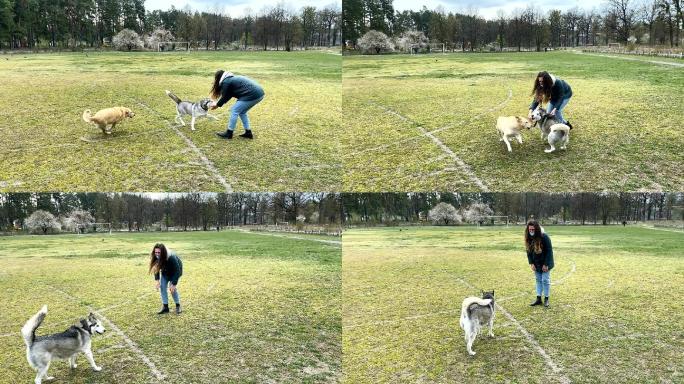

{"left": 496, "top": 115, "right": 534, "bottom": 152}
{"left": 22, "top": 305, "right": 105, "bottom": 384}
{"left": 82, "top": 107, "right": 135, "bottom": 134}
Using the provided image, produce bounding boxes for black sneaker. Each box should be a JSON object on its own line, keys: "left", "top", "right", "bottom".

{"left": 565, "top": 121, "right": 573, "bottom": 130}
{"left": 157, "top": 305, "right": 170, "bottom": 314}
{"left": 239, "top": 130, "right": 254, "bottom": 139}
{"left": 216, "top": 130, "right": 233, "bottom": 139}
{"left": 530, "top": 296, "right": 542, "bottom": 306}
{"left": 544, "top": 297, "right": 550, "bottom": 308}
{"left": 175, "top": 304, "right": 182, "bottom": 314}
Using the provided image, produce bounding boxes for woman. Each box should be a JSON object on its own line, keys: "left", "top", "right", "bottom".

{"left": 525, "top": 220, "right": 554, "bottom": 308}
{"left": 149, "top": 243, "right": 183, "bottom": 314}
{"left": 528, "top": 71, "right": 573, "bottom": 129}
{"left": 209, "top": 70, "right": 265, "bottom": 140}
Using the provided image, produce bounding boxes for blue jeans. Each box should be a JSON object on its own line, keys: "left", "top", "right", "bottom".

{"left": 547, "top": 96, "right": 571, "bottom": 124}
{"left": 534, "top": 270, "right": 551, "bottom": 297}
{"left": 227, "top": 96, "right": 264, "bottom": 131}
{"left": 159, "top": 274, "right": 180, "bottom": 305}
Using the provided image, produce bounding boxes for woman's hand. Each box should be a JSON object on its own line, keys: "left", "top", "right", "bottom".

{"left": 169, "top": 284, "right": 176, "bottom": 294}
{"left": 530, "top": 264, "right": 536, "bottom": 272}
{"left": 155, "top": 280, "right": 160, "bottom": 290}
{"left": 528, "top": 109, "right": 533, "bottom": 119}
{"left": 542, "top": 265, "right": 549, "bottom": 272}
{"left": 549, "top": 108, "right": 557, "bottom": 116}
{"left": 209, "top": 101, "right": 218, "bottom": 110}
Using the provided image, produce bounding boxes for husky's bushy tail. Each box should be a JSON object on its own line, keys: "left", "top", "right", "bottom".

{"left": 21, "top": 305, "right": 47, "bottom": 348}
{"left": 165, "top": 90, "right": 182, "bottom": 104}
{"left": 82, "top": 110, "right": 93, "bottom": 123}
{"left": 550, "top": 123, "right": 570, "bottom": 137}
{"left": 459, "top": 297, "right": 492, "bottom": 329}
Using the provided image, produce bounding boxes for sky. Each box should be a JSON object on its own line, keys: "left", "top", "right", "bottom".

{"left": 392, "top": 0, "right": 605, "bottom": 20}
{"left": 144, "top": 0, "right": 340, "bottom": 17}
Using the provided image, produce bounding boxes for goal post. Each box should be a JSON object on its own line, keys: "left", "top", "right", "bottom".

{"left": 157, "top": 41, "right": 190, "bottom": 52}
{"left": 429, "top": 43, "right": 445, "bottom": 54}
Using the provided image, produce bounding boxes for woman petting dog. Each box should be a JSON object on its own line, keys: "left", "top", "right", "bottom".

{"left": 525, "top": 220, "right": 554, "bottom": 308}
{"left": 528, "top": 71, "right": 573, "bottom": 129}
{"left": 209, "top": 70, "right": 265, "bottom": 140}
{"left": 149, "top": 243, "right": 183, "bottom": 314}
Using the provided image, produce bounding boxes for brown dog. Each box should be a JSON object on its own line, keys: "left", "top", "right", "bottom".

{"left": 496, "top": 116, "right": 534, "bottom": 153}
{"left": 82, "top": 107, "right": 135, "bottom": 134}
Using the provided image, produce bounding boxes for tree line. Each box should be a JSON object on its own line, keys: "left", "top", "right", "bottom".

{"left": 341, "top": 192, "right": 684, "bottom": 225}
{"left": 0, "top": 0, "right": 341, "bottom": 50}
{"left": 343, "top": 0, "right": 684, "bottom": 52}
{"left": 0, "top": 193, "right": 343, "bottom": 233}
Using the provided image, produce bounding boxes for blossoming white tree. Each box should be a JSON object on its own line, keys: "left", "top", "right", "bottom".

{"left": 462, "top": 202, "right": 495, "bottom": 224}
{"left": 25, "top": 210, "right": 61, "bottom": 234}
{"left": 357, "top": 30, "right": 394, "bottom": 54}
{"left": 399, "top": 30, "right": 429, "bottom": 53}
{"left": 428, "top": 202, "right": 462, "bottom": 225}
{"left": 64, "top": 210, "right": 95, "bottom": 233}
{"left": 113, "top": 29, "right": 144, "bottom": 51}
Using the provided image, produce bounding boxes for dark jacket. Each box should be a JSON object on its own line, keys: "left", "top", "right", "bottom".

{"left": 530, "top": 77, "right": 573, "bottom": 111}
{"left": 216, "top": 75, "right": 265, "bottom": 107}
{"left": 526, "top": 233, "right": 554, "bottom": 271}
{"left": 154, "top": 252, "right": 183, "bottom": 285}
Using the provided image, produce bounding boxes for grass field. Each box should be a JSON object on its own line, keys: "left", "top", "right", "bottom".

{"left": 0, "top": 51, "right": 341, "bottom": 191}
{"left": 0, "top": 230, "right": 340, "bottom": 383}
{"left": 342, "top": 51, "right": 684, "bottom": 191}
{"left": 343, "top": 226, "right": 684, "bottom": 383}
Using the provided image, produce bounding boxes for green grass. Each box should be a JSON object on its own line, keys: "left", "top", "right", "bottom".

{"left": 342, "top": 51, "right": 684, "bottom": 191}
{"left": 342, "top": 225, "right": 684, "bottom": 383}
{"left": 0, "top": 230, "right": 340, "bottom": 383}
{"left": 0, "top": 51, "right": 341, "bottom": 191}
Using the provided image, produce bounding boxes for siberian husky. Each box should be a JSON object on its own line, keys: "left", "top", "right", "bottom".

{"left": 22, "top": 305, "right": 105, "bottom": 384}
{"left": 165, "top": 90, "right": 218, "bottom": 130}
{"left": 459, "top": 290, "right": 495, "bottom": 356}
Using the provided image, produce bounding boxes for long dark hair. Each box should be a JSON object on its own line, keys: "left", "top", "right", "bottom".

{"left": 531, "top": 71, "right": 553, "bottom": 104}
{"left": 524, "top": 220, "right": 543, "bottom": 254}
{"left": 210, "top": 70, "right": 225, "bottom": 100}
{"left": 149, "top": 243, "right": 168, "bottom": 275}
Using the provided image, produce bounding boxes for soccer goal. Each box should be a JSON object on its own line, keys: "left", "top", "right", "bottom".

{"left": 428, "top": 43, "right": 445, "bottom": 54}
{"left": 158, "top": 41, "right": 190, "bottom": 52}
{"left": 91, "top": 222, "right": 112, "bottom": 234}
{"left": 475, "top": 216, "right": 510, "bottom": 228}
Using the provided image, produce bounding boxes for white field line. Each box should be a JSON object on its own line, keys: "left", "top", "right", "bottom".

{"left": 92, "top": 309, "right": 165, "bottom": 381}
{"left": 207, "top": 281, "right": 218, "bottom": 293}
{"left": 135, "top": 100, "right": 233, "bottom": 192}
{"left": 368, "top": 101, "right": 489, "bottom": 191}
{"left": 456, "top": 277, "right": 571, "bottom": 384}
{"left": 576, "top": 51, "right": 684, "bottom": 67}
{"left": 237, "top": 229, "right": 342, "bottom": 245}
{"left": 48, "top": 285, "right": 166, "bottom": 382}
{"left": 551, "top": 259, "right": 576, "bottom": 286}
{"left": 345, "top": 89, "right": 513, "bottom": 158}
